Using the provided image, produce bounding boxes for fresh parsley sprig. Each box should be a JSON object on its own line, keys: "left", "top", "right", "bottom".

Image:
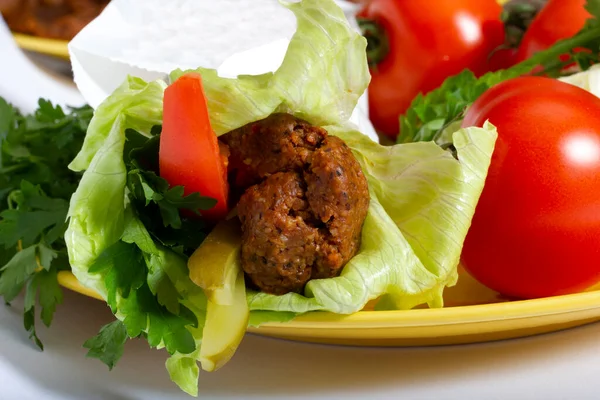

{"left": 0, "top": 97, "right": 92, "bottom": 349}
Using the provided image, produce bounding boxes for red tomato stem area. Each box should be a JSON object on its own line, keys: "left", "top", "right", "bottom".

{"left": 159, "top": 73, "right": 229, "bottom": 222}
{"left": 461, "top": 76, "right": 600, "bottom": 299}
{"left": 359, "top": 0, "right": 505, "bottom": 138}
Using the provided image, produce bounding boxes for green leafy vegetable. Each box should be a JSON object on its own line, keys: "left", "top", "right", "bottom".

{"left": 166, "top": 353, "right": 200, "bottom": 396}
{"left": 0, "top": 98, "right": 92, "bottom": 349}
{"left": 34, "top": 269, "right": 63, "bottom": 326}
{"left": 83, "top": 320, "right": 128, "bottom": 370}
{"left": 89, "top": 241, "right": 146, "bottom": 312}
{"left": 0, "top": 181, "right": 68, "bottom": 248}
{"left": 128, "top": 169, "right": 216, "bottom": 229}
{"left": 21, "top": 268, "right": 63, "bottom": 350}
{"left": 23, "top": 304, "right": 43, "bottom": 350}
{"left": 121, "top": 284, "right": 197, "bottom": 354}
{"left": 247, "top": 310, "right": 296, "bottom": 328}
{"left": 0, "top": 246, "right": 39, "bottom": 302}
{"left": 69, "top": 77, "right": 166, "bottom": 171}
{"left": 1, "top": 0, "right": 598, "bottom": 396}
{"left": 399, "top": 0, "right": 600, "bottom": 143}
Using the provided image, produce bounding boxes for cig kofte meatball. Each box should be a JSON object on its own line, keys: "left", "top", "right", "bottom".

{"left": 221, "top": 113, "right": 370, "bottom": 295}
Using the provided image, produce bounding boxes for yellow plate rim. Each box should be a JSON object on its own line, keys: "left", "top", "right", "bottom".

{"left": 56, "top": 271, "right": 600, "bottom": 329}
{"left": 12, "top": 33, "right": 70, "bottom": 59}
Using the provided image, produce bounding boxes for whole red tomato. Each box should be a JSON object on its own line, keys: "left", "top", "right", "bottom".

{"left": 358, "top": 0, "right": 505, "bottom": 138}
{"left": 515, "top": 0, "right": 591, "bottom": 62}
{"left": 461, "top": 76, "right": 600, "bottom": 299}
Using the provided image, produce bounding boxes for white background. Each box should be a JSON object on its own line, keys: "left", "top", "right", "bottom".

{"left": 2, "top": 13, "right": 600, "bottom": 400}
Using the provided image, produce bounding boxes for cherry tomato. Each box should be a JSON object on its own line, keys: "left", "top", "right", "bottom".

{"left": 359, "top": 0, "right": 505, "bottom": 138}
{"left": 461, "top": 76, "right": 600, "bottom": 299}
{"left": 515, "top": 0, "right": 590, "bottom": 62}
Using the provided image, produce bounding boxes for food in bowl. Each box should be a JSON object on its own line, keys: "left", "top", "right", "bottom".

{"left": 0, "top": 0, "right": 109, "bottom": 40}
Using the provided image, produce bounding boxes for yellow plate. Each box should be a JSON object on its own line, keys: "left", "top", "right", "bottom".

{"left": 12, "top": 33, "right": 70, "bottom": 59}
{"left": 47, "top": 0, "right": 590, "bottom": 343}
{"left": 57, "top": 266, "right": 600, "bottom": 347}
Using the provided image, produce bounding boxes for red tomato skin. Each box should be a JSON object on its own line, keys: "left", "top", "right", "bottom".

{"left": 360, "top": 0, "right": 505, "bottom": 138}
{"left": 160, "top": 73, "right": 229, "bottom": 221}
{"left": 461, "top": 76, "right": 600, "bottom": 299}
{"left": 515, "top": 0, "right": 590, "bottom": 62}
{"left": 488, "top": 47, "right": 519, "bottom": 72}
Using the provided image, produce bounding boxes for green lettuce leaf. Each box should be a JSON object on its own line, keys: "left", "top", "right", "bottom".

{"left": 166, "top": 352, "right": 200, "bottom": 397}
{"left": 247, "top": 123, "right": 497, "bottom": 314}
{"left": 65, "top": 77, "right": 166, "bottom": 295}
{"left": 69, "top": 77, "right": 166, "bottom": 171}
{"left": 247, "top": 310, "right": 297, "bottom": 328}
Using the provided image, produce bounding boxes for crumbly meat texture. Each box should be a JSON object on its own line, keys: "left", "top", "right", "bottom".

{"left": 225, "top": 114, "right": 370, "bottom": 295}
{"left": 221, "top": 113, "right": 327, "bottom": 189}
{"left": 237, "top": 172, "right": 318, "bottom": 294}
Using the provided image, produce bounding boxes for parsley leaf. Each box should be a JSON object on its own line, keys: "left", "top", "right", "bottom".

{"left": 0, "top": 246, "right": 39, "bottom": 302}
{"left": 0, "top": 182, "right": 68, "bottom": 248}
{"left": 0, "top": 98, "right": 12, "bottom": 143}
{"left": 87, "top": 218, "right": 198, "bottom": 360}
{"left": 128, "top": 169, "right": 216, "bottom": 229}
{"left": 23, "top": 306, "right": 43, "bottom": 350}
{"left": 117, "top": 283, "right": 197, "bottom": 354}
{"left": 35, "top": 269, "right": 63, "bottom": 326}
{"left": 121, "top": 208, "right": 159, "bottom": 255}
{"left": 147, "top": 267, "right": 181, "bottom": 315}
{"left": 0, "top": 97, "right": 92, "bottom": 349}
{"left": 37, "top": 243, "right": 58, "bottom": 271}
{"left": 22, "top": 267, "right": 63, "bottom": 350}
{"left": 83, "top": 320, "right": 128, "bottom": 370}
{"left": 89, "top": 241, "right": 147, "bottom": 312}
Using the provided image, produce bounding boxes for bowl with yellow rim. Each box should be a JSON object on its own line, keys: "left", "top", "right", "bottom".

{"left": 12, "top": 33, "right": 70, "bottom": 59}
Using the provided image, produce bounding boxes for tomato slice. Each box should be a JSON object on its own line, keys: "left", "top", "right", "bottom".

{"left": 159, "top": 73, "right": 229, "bottom": 221}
